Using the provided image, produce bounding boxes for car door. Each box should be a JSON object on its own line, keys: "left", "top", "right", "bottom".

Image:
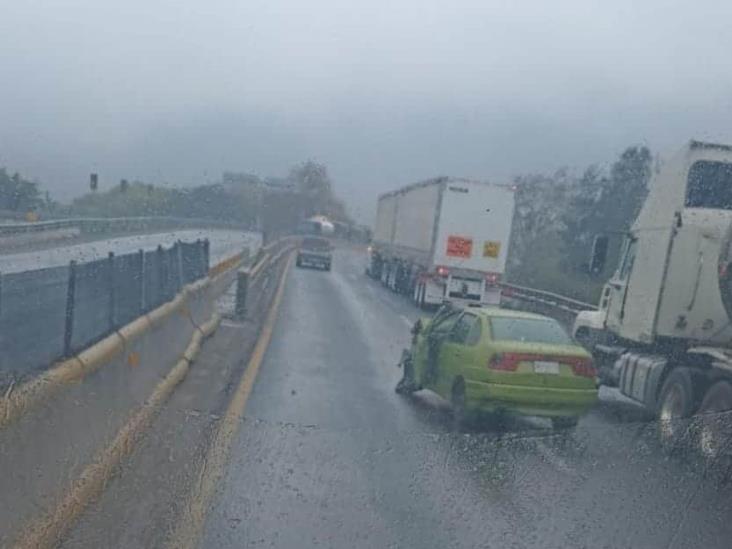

{"left": 435, "top": 313, "right": 482, "bottom": 397}
{"left": 415, "top": 309, "right": 462, "bottom": 389}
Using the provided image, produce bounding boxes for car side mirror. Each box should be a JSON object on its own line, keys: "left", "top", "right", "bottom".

{"left": 589, "top": 235, "right": 609, "bottom": 275}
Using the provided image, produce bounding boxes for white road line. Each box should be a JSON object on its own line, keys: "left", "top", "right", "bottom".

{"left": 400, "top": 314, "right": 414, "bottom": 328}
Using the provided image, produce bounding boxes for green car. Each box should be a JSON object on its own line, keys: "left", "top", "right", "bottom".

{"left": 396, "top": 305, "right": 598, "bottom": 429}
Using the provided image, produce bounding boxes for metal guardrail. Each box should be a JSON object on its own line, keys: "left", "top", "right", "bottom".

{"left": 500, "top": 282, "right": 597, "bottom": 314}
{"left": 235, "top": 238, "right": 295, "bottom": 318}
{"left": 0, "top": 217, "right": 249, "bottom": 237}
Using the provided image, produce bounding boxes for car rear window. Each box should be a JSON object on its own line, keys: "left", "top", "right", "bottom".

{"left": 489, "top": 317, "right": 573, "bottom": 345}
{"left": 302, "top": 238, "right": 330, "bottom": 250}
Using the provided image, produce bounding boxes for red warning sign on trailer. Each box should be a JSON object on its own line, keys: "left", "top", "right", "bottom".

{"left": 446, "top": 235, "right": 473, "bottom": 258}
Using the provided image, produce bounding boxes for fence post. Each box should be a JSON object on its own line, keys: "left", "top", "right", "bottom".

{"left": 196, "top": 239, "right": 204, "bottom": 279}
{"left": 139, "top": 249, "right": 146, "bottom": 313}
{"left": 64, "top": 261, "right": 77, "bottom": 357}
{"left": 176, "top": 240, "right": 184, "bottom": 289}
{"left": 204, "top": 239, "right": 210, "bottom": 273}
{"left": 156, "top": 244, "right": 164, "bottom": 304}
{"left": 108, "top": 252, "right": 116, "bottom": 330}
{"left": 235, "top": 270, "right": 249, "bottom": 318}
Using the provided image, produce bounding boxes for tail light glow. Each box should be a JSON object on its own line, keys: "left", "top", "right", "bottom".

{"left": 485, "top": 272, "right": 500, "bottom": 285}
{"left": 488, "top": 353, "right": 596, "bottom": 377}
{"left": 436, "top": 266, "right": 450, "bottom": 277}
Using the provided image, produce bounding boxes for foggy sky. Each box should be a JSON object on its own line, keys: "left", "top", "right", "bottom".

{"left": 2, "top": 0, "right": 732, "bottom": 221}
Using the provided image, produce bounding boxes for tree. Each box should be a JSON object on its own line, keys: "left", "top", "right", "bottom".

{"left": 0, "top": 169, "right": 42, "bottom": 213}
{"left": 561, "top": 145, "right": 652, "bottom": 274}
{"left": 287, "top": 161, "right": 348, "bottom": 221}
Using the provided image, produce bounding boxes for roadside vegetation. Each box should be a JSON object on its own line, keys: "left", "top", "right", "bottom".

{"left": 507, "top": 145, "right": 652, "bottom": 303}
{"left": 69, "top": 160, "right": 352, "bottom": 235}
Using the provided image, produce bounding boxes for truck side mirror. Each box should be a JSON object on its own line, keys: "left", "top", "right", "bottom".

{"left": 589, "top": 235, "right": 609, "bottom": 275}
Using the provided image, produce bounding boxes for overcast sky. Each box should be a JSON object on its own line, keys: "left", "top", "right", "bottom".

{"left": 2, "top": 0, "right": 732, "bottom": 221}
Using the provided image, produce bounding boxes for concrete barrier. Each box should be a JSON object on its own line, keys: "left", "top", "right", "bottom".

{"left": 0, "top": 249, "right": 250, "bottom": 547}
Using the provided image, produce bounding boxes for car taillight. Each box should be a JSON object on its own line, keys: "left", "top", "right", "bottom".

{"left": 567, "top": 357, "right": 597, "bottom": 378}
{"left": 488, "top": 352, "right": 528, "bottom": 371}
{"left": 436, "top": 266, "right": 450, "bottom": 277}
{"left": 488, "top": 353, "right": 597, "bottom": 377}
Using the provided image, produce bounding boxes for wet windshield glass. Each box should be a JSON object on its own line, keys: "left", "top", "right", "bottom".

{"left": 686, "top": 160, "right": 732, "bottom": 209}
{"left": 490, "top": 317, "right": 573, "bottom": 345}
{"left": 3, "top": 2, "right": 732, "bottom": 549}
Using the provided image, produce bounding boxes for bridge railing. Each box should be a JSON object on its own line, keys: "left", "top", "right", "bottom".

{"left": 0, "top": 216, "right": 249, "bottom": 236}
{"left": 499, "top": 282, "right": 597, "bottom": 329}
{"left": 0, "top": 239, "right": 210, "bottom": 381}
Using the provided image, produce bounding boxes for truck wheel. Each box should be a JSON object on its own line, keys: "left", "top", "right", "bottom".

{"left": 418, "top": 284, "right": 428, "bottom": 310}
{"left": 657, "top": 368, "right": 697, "bottom": 448}
{"left": 451, "top": 377, "right": 467, "bottom": 431}
{"left": 697, "top": 380, "right": 732, "bottom": 461}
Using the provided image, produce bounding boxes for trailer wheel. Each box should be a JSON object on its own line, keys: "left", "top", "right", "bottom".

{"left": 657, "top": 368, "right": 697, "bottom": 448}
{"left": 697, "top": 380, "right": 732, "bottom": 461}
{"left": 419, "top": 284, "right": 427, "bottom": 310}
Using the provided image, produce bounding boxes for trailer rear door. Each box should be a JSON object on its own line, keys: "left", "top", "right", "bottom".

{"left": 431, "top": 181, "right": 514, "bottom": 275}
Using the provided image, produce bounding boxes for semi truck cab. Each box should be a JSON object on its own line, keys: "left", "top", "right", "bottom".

{"left": 573, "top": 140, "right": 732, "bottom": 451}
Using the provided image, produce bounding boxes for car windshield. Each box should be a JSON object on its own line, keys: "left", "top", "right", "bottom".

{"left": 302, "top": 237, "right": 330, "bottom": 250}
{"left": 490, "top": 316, "right": 573, "bottom": 345}
{"left": 3, "top": 3, "right": 732, "bottom": 549}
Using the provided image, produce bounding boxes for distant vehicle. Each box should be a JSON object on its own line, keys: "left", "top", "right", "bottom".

{"left": 367, "top": 177, "right": 515, "bottom": 308}
{"left": 573, "top": 140, "right": 732, "bottom": 450}
{"left": 296, "top": 237, "right": 333, "bottom": 271}
{"left": 397, "top": 304, "right": 598, "bottom": 429}
{"left": 297, "top": 215, "right": 335, "bottom": 236}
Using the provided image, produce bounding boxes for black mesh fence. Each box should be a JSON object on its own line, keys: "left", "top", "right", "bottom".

{"left": 0, "top": 239, "right": 210, "bottom": 378}
{"left": 0, "top": 265, "right": 69, "bottom": 373}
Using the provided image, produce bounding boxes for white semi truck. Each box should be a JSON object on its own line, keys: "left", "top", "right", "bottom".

{"left": 367, "top": 177, "right": 515, "bottom": 308}
{"left": 573, "top": 140, "right": 732, "bottom": 450}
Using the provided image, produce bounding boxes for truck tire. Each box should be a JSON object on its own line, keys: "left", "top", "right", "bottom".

{"left": 657, "top": 367, "right": 698, "bottom": 448}
{"left": 697, "top": 380, "right": 732, "bottom": 461}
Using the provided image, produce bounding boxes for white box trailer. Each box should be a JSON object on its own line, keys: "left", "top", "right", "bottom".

{"left": 367, "top": 177, "right": 515, "bottom": 307}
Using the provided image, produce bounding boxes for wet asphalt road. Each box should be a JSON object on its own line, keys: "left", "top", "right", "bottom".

{"left": 201, "top": 247, "right": 732, "bottom": 549}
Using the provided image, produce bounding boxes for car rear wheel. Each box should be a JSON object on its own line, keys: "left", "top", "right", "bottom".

{"left": 657, "top": 368, "right": 697, "bottom": 449}
{"left": 451, "top": 378, "right": 467, "bottom": 431}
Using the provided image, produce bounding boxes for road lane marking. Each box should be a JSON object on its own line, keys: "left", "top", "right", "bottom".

{"left": 11, "top": 314, "right": 220, "bottom": 549}
{"left": 400, "top": 314, "right": 414, "bottom": 328}
{"left": 166, "top": 253, "right": 293, "bottom": 549}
